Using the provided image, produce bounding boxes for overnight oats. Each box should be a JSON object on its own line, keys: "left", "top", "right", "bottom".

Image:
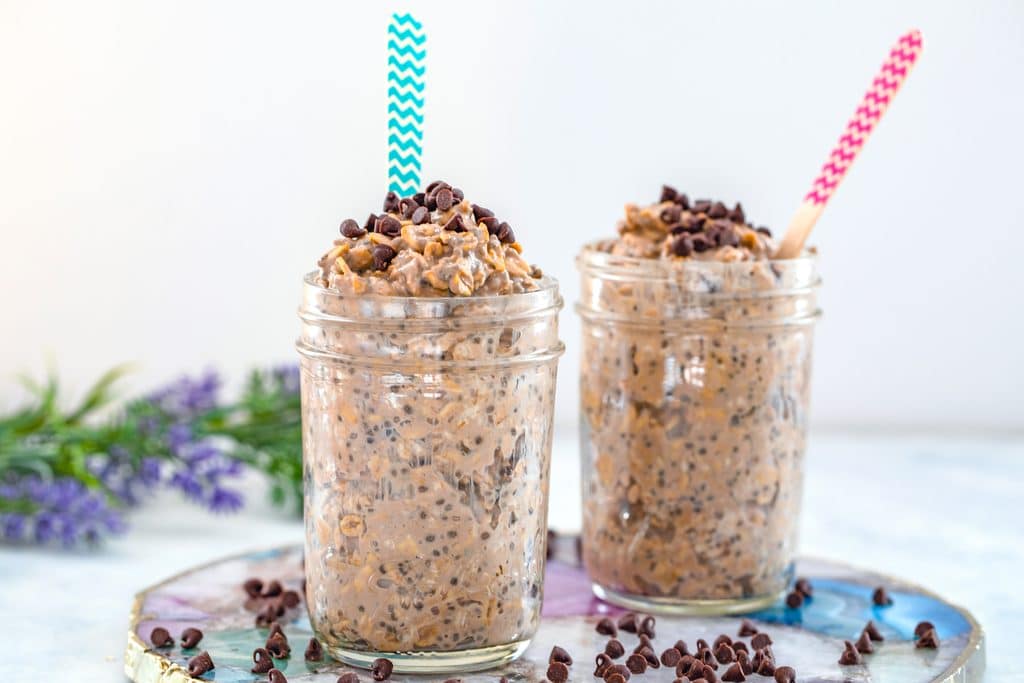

{"left": 577, "top": 186, "right": 820, "bottom": 614}
{"left": 297, "top": 181, "right": 564, "bottom": 672}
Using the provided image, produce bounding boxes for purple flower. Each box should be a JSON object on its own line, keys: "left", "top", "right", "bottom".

{"left": 87, "top": 447, "right": 161, "bottom": 507}
{"left": 146, "top": 369, "right": 221, "bottom": 419}
{"left": 0, "top": 476, "right": 126, "bottom": 547}
{"left": 2, "top": 513, "right": 26, "bottom": 541}
{"left": 272, "top": 365, "right": 301, "bottom": 395}
{"left": 166, "top": 438, "right": 245, "bottom": 513}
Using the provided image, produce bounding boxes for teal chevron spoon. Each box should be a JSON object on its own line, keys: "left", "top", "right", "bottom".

{"left": 387, "top": 13, "right": 426, "bottom": 197}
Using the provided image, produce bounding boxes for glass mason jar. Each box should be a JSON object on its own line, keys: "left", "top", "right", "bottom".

{"left": 576, "top": 246, "right": 820, "bottom": 614}
{"left": 296, "top": 272, "right": 564, "bottom": 673}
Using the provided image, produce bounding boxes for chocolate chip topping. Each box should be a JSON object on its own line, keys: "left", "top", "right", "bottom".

{"left": 252, "top": 648, "right": 274, "bottom": 673}
{"left": 838, "top": 641, "right": 862, "bottom": 665}
{"left": 625, "top": 654, "right": 648, "bottom": 674}
{"left": 671, "top": 234, "right": 693, "bottom": 257}
{"left": 444, "top": 214, "right": 466, "bottom": 232}
{"left": 472, "top": 204, "right": 494, "bottom": 221}
{"left": 794, "top": 577, "right": 813, "bottom": 597}
{"left": 676, "top": 193, "right": 691, "bottom": 210}
{"left": 691, "top": 234, "right": 712, "bottom": 253}
{"left": 661, "top": 204, "right": 683, "bottom": 224}
{"left": 596, "top": 617, "right": 618, "bottom": 637}
{"left": 708, "top": 201, "right": 729, "bottom": 219}
{"left": 382, "top": 191, "right": 400, "bottom": 213}
{"left": 722, "top": 663, "right": 746, "bottom": 682}
{"left": 374, "top": 214, "right": 402, "bottom": 237}
{"left": 661, "top": 647, "right": 682, "bottom": 667}
{"left": 661, "top": 185, "right": 679, "bottom": 203}
{"left": 693, "top": 199, "right": 712, "bottom": 214}
{"left": 914, "top": 620, "right": 935, "bottom": 638}
{"left": 180, "top": 627, "right": 203, "bottom": 649}
{"left": 863, "top": 620, "right": 885, "bottom": 642}
{"left": 916, "top": 628, "right": 940, "bottom": 649}
{"left": 304, "top": 637, "right": 324, "bottom": 661}
{"left": 605, "top": 638, "right": 626, "bottom": 659}
{"left": 243, "top": 578, "right": 263, "bottom": 598}
{"left": 496, "top": 222, "right": 516, "bottom": 244}
{"left": 547, "top": 661, "right": 570, "bottom": 682}
{"left": 149, "top": 627, "right": 173, "bottom": 648}
{"left": 269, "top": 669, "right": 288, "bottom": 683}
{"left": 773, "top": 666, "right": 796, "bottom": 683}
{"left": 371, "top": 657, "right": 393, "bottom": 681}
{"left": 785, "top": 591, "right": 804, "bottom": 609}
{"left": 363, "top": 213, "right": 378, "bottom": 233}
{"left": 435, "top": 187, "right": 454, "bottom": 211}
{"left": 340, "top": 219, "right": 366, "bottom": 238}
{"left": 187, "top": 651, "right": 214, "bottom": 676}
{"left": 337, "top": 674, "right": 360, "bottom": 683}
{"left": 371, "top": 244, "right": 397, "bottom": 270}
{"left": 549, "top": 646, "right": 573, "bottom": 665}
{"left": 617, "top": 612, "right": 638, "bottom": 633}
{"left": 411, "top": 206, "right": 429, "bottom": 225}
{"left": 595, "top": 653, "right": 614, "bottom": 677}
{"left": 855, "top": 631, "right": 874, "bottom": 654}
{"left": 750, "top": 633, "right": 772, "bottom": 650}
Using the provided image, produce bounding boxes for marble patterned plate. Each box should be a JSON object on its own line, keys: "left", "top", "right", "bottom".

{"left": 124, "top": 539, "right": 984, "bottom": 683}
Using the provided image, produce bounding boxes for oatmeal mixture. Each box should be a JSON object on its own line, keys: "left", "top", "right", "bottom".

{"left": 300, "top": 181, "right": 562, "bottom": 658}
{"left": 579, "top": 185, "right": 818, "bottom": 604}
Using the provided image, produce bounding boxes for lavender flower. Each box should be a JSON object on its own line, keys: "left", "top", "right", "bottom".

{"left": 167, "top": 438, "right": 245, "bottom": 513}
{"left": 87, "top": 447, "right": 162, "bottom": 506}
{"left": 271, "top": 365, "right": 301, "bottom": 395}
{"left": 146, "top": 369, "right": 221, "bottom": 419}
{"left": 0, "top": 476, "right": 126, "bottom": 547}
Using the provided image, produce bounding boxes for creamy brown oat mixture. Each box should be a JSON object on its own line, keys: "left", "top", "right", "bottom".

{"left": 301, "top": 181, "right": 561, "bottom": 659}
{"left": 579, "top": 185, "right": 817, "bottom": 605}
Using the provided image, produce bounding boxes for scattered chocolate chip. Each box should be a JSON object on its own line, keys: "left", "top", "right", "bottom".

{"left": 626, "top": 654, "right": 647, "bottom": 674}
{"left": 617, "top": 613, "right": 638, "bottom": 633}
{"left": 676, "top": 655, "right": 697, "bottom": 676}
{"left": 374, "top": 215, "right": 402, "bottom": 237}
{"left": 550, "top": 646, "right": 573, "bottom": 665}
{"left": 243, "top": 578, "right": 264, "bottom": 598}
{"left": 863, "top": 620, "right": 884, "bottom": 642}
{"left": 916, "top": 628, "right": 940, "bottom": 649}
{"left": 337, "top": 674, "right": 360, "bottom": 683}
{"left": 252, "top": 648, "right": 274, "bottom": 673}
{"left": 691, "top": 234, "right": 712, "bottom": 253}
{"left": 363, "top": 213, "right": 378, "bottom": 233}
{"left": 187, "top": 651, "right": 214, "bottom": 676}
{"left": 606, "top": 674, "right": 627, "bottom": 683}
{"left": 700, "top": 664, "right": 719, "bottom": 683}
{"left": 696, "top": 639, "right": 710, "bottom": 652}
{"left": 180, "top": 627, "right": 203, "bottom": 649}
{"left": 785, "top": 591, "right": 804, "bottom": 609}
{"left": 751, "top": 648, "right": 774, "bottom": 673}
{"left": 633, "top": 634, "right": 653, "bottom": 653}
{"left": 708, "top": 201, "right": 729, "bottom": 219}
{"left": 774, "top": 666, "right": 796, "bottom": 683}
{"left": 595, "top": 653, "right": 613, "bottom": 677}
{"left": 750, "top": 633, "right": 772, "bottom": 650}
{"left": 671, "top": 235, "right": 693, "bottom": 257}
{"left": 266, "top": 633, "right": 291, "bottom": 659}
{"left": 914, "top": 621, "right": 935, "bottom": 638}
{"left": 149, "top": 627, "right": 173, "bottom": 648}
{"left": 712, "top": 635, "right": 732, "bottom": 649}
{"left": 714, "top": 643, "right": 735, "bottom": 664}
{"left": 855, "top": 631, "right": 874, "bottom": 654}
{"left": 435, "top": 188, "right": 454, "bottom": 211}
{"left": 496, "top": 222, "right": 516, "bottom": 244}
{"left": 372, "top": 244, "right": 397, "bottom": 270}
{"left": 693, "top": 199, "right": 712, "bottom": 214}
{"left": 638, "top": 615, "right": 656, "bottom": 637}
{"left": 674, "top": 640, "right": 690, "bottom": 656}
{"left": 736, "top": 651, "right": 753, "bottom": 675}
{"left": 676, "top": 193, "right": 691, "bottom": 210}
{"left": 661, "top": 205, "right": 682, "bottom": 224}
{"left": 605, "top": 639, "right": 626, "bottom": 659}
{"left": 382, "top": 191, "right": 400, "bottom": 213}
{"left": 660, "top": 185, "right": 679, "bottom": 203}
{"left": 262, "top": 579, "right": 282, "bottom": 597}
{"left": 269, "top": 669, "right": 288, "bottom": 683}
{"left": 698, "top": 647, "right": 718, "bottom": 669}
{"left": 661, "top": 648, "right": 682, "bottom": 667}
{"left": 340, "top": 219, "right": 366, "bottom": 238}
{"left": 547, "top": 661, "right": 570, "bottom": 682}
{"left": 267, "top": 622, "right": 285, "bottom": 639}
{"left": 282, "top": 590, "right": 301, "bottom": 608}
{"left": 606, "top": 664, "right": 631, "bottom": 681}
{"left": 872, "top": 586, "right": 893, "bottom": 606}
{"left": 838, "top": 641, "right": 862, "bottom": 665}
{"left": 444, "top": 214, "right": 466, "bottom": 232}
{"left": 639, "top": 646, "right": 660, "bottom": 668}
{"left": 399, "top": 197, "right": 418, "bottom": 218}
{"left": 722, "top": 663, "right": 746, "bottom": 682}
{"left": 728, "top": 203, "right": 745, "bottom": 223}
{"left": 732, "top": 642, "right": 748, "bottom": 654}
{"left": 472, "top": 204, "right": 494, "bottom": 221}
{"left": 794, "top": 577, "right": 813, "bottom": 597}
{"left": 756, "top": 658, "right": 776, "bottom": 677}
{"left": 304, "top": 637, "right": 324, "bottom": 662}
{"left": 596, "top": 617, "right": 618, "bottom": 637}
{"left": 371, "top": 657, "right": 393, "bottom": 681}
{"left": 410, "top": 206, "right": 429, "bottom": 225}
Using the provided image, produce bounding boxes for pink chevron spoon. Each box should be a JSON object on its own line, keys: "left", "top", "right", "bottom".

{"left": 775, "top": 29, "right": 923, "bottom": 259}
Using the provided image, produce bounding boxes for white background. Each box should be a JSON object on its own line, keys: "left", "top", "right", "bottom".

{"left": 2, "top": 0, "right": 1022, "bottom": 432}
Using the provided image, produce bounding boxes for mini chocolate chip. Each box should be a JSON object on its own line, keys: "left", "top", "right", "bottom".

{"left": 255, "top": 603, "right": 279, "bottom": 627}
{"left": 479, "top": 215, "right": 500, "bottom": 234}
{"left": 617, "top": 613, "right": 638, "bottom": 633}
{"left": 382, "top": 191, "right": 400, "bottom": 213}
{"left": 660, "top": 185, "right": 679, "bottom": 202}
{"left": 496, "top": 222, "right": 516, "bottom": 244}
{"left": 713, "top": 635, "right": 732, "bottom": 649}
{"left": 691, "top": 234, "right": 712, "bottom": 253}
{"left": 864, "top": 620, "right": 885, "bottom": 642}
{"left": 916, "top": 628, "right": 939, "bottom": 649}
{"left": 676, "top": 193, "right": 691, "bottom": 210}
{"left": 714, "top": 643, "right": 735, "bottom": 664}
{"left": 472, "top": 204, "right": 494, "bottom": 221}
{"left": 606, "top": 674, "right": 627, "bottom": 683}
{"left": 595, "top": 653, "right": 613, "bottom": 677}
{"left": 547, "top": 661, "right": 570, "bottom": 682}
{"left": 661, "top": 205, "right": 682, "bottom": 224}
{"left": 838, "top": 641, "right": 862, "bottom": 665}
{"left": 698, "top": 647, "right": 718, "bottom": 669}
{"left": 435, "top": 188, "right": 454, "bottom": 211}
{"left": 452, "top": 187, "right": 464, "bottom": 201}
{"left": 399, "top": 197, "right": 418, "bottom": 217}
{"left": 638, "top": 615, "right": 656, "bottom": 638}
{"left": 676, "top": 656, "right": 697, "bottom": 677}
{"left": 708, "top": 201, "right": 728, "bottom": 218}
{"left": 596, "top": 617, "right": 618, "bottom": 637}
{"left": 262, "top": 580, "right": 282, "bottom": 597}
{"left": 425, "top": 180, "right": 446, "bottom": 193}
{"left": 633, "top": 634, "right": 653, "bottom": 653}
{"left": 267, "top": 622, "right": 285, "bottom": 639}
{"left": 269, "top": 669, "right": 288, "bottom": 683}
{"left": 180, "top": 627, "right": 203, "bottom": 649}
{"left": 700, "top": 664, "right": 718, "bottom": 682}
{"left": 374, "top": 215, "right": 402, "bottom": 237}
{"left": 696, "top": 639, "right": 710, "bottom": 652}
{"left": 785, "top": 591, "right": 804, "bottom": 609}
{"left": 756, "top": 658, "right": 776, "bottom": 676}
{"left": 661, "top": 648, "right": 682, "bottom": 667}
{"left": 413, "top": 192, "right": 426, "bottom": 205}
{"left": 243, "top": 578, "right": 264, "bottom": 598}
{"left": 728, "top": 203, "right": 745, "bottom": 223}
{"left": 914, "top": 621, "right": 935, "bottom": 638}
{"left": 625, "top": 654, "right": 647, "bottom": 674}
{"left": 149, "top": 627, "right": 173, "bottom": 648}
{"left": 550, "top": 646, "right": 573, "bottom": 665}
{"left": 606, "top": 664, "right": 631, "bottom": 681}
{"left": 774, "top": 666, "right": 796, "bottom": 683}
{"left": 674, "top": 640, "right": 690, "bottom": 656}
{"left": 425, "top": 193, "right": 438, "bottom": 211}
{"left": 445, "top": 214, "right": 466, "bottom": 232}
{"left": 638, "top": 646, "right": 659, "bottom": 668}
{"left": 794, "top": 577, "right": 813, "bottom": 597}
{"left": 722, "top": 663, "right": 746, "bottom": 682}
{"left": 337, "top": 674, "right": 360, "bottom": 683}
{"left": 340, "top": 219, "right": 366, "bottom": 238}
{"left": 872, "top": 587, "right": 893, "bottom": 606}
{"left": 372, "top": 244, "right": 397, "bottom": 270}
{"left": 363, "top": 213, "right": 378, "bottom": 233}
{"left": 732, "top": 642, "right": 748, "bottom": 654}
{"left": 252, "top": 647, "right": 274, "bottom": 673}
{"left": 689, "top": 679, "right": 708, "bottom": 683}
{"left": 282, "top": 590, "right": 301, "bottom": 608}
{"left": 736, "top": 650, "right": 753, "bottom": 675}
{"left": 717, "top": 225, "right": 740, "bottom": 248}
{"left": 855, "top": 631, "right": 874, "bottom": 654}
{"left": 756, "top": 226, "right": 772, "bottom": 237}
{"left": 750, "top": 633, "right": 772, "bottom": 650}
{"left": 410, "top": 206, "right": 429, "bottom": 225}
{"left": 305, "top": 637, "right": 324, "bottom": 662}
{"left": 266, "top": 633, "right": 291, "bottom": 658}
{"left": 693, "top": 199, "right": 712, "bottom": 214}
{"left": 371, "top": 657, "right": 393, "bottom": 681}
{"left": 605, "top": 639, "right": 626, "bottom": 659}
{"left": 187, "top": 651, "right": 214, "bottom": 676}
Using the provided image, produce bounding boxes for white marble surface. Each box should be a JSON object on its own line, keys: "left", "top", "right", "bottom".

{"left": 1, "top": 432, "right": 1018, "bottom": 682}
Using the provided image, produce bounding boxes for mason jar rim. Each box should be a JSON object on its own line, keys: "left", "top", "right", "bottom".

{"left": 576, "top": 241, "right": 818, "bottom": 278}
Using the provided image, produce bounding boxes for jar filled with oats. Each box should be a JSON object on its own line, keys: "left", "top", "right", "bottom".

{"left": 298, "top": 181, "right": 564, "bottom": 672}
{"left": 576, "top": 186, "right": 820, "bottom": 614}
